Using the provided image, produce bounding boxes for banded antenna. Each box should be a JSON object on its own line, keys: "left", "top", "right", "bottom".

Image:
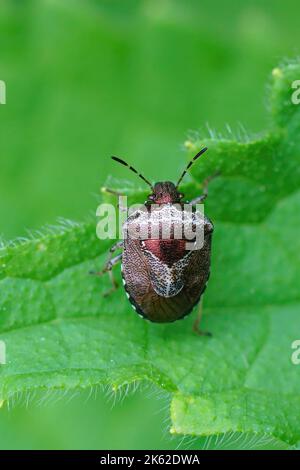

{"left": 176, "top": 147, "right": 208, "bottom": 188}
{"left": 111, "top": 156, "right": 154, "bottom": 191}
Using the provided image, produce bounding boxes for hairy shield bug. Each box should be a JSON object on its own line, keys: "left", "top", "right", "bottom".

{"left": 92, "top": 147, "right": 217, "bottom": 335}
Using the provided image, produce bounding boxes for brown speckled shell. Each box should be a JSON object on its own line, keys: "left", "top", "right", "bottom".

{"left": 121, "top": 216, "right": 213, "bottom": 323}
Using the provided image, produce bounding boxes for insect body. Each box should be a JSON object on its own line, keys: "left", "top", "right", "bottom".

{"left": 95, "top": 148, "right": 216, "bottom": 333}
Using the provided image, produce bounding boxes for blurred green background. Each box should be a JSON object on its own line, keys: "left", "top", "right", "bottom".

{"left": 0, "top": 0, "right": 299, "bottom": 450}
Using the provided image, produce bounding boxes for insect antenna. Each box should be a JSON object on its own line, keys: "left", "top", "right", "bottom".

{"left": 111, "top": 156, "right": 154, "bottom": 191}
{"left": 176, "top": 147, "right": 208, "bottom": 188}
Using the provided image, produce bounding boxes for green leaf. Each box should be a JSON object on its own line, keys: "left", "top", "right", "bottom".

{"left": 1, "top": 58, "right": 300, "bottom": 448}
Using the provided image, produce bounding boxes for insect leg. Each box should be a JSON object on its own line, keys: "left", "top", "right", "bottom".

{"left": 189, "top": 171, "right": 220, "bottom": 204}
{"left": 102, "top": 252, "right": 123, "bottom": 297}
{"left": 192, "top": 298, "right": 212, "bottom": 337}
{"left": 89, "top": 242, "right": 123, "bottom": 296}
{"left": 90, "top": 252, "right": 122, "bottom": 297}
{"left": 101, "top": 187, "right": 127, "bottom": 212}
{"left": 103, "top": 263, "right": 121, "bottom": 297}
{"left": 103, "top": 252, "right": 123, "bottom": 273}
{"left": 108, "top": 240, "right": 124, "bottom": 255}
{"left": 101, "top": 187, "right": 124, "bottom": 197}
{"left": 90, "top": 241, "right": 123, "bottom": 276}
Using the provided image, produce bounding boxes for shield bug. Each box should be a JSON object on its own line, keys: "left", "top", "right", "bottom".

{"left": 92, "top": 147, "right": 217, "bottom": 335}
